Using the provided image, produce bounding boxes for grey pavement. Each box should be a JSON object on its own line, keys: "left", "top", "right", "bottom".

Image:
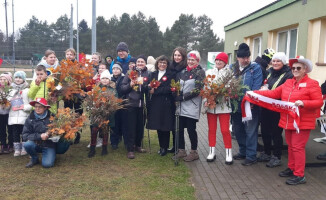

{"left": 183, "top": 115, "right": 326, "bottom": 200}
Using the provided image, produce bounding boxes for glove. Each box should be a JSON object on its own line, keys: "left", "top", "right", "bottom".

{"left": 175, "top": 95, "right": 184, "bottom": 102}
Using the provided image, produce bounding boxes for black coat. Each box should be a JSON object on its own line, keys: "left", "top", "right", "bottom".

{"left": 120, "top": 68, "right": 150, "bottom": 108}
{"left": 266, "top": 65, "right": 293, "bottom": 90}
{"left": 147, "top": 70, "right": 175, "bottom": 131}
{"left": 111, "top": 74, "right": 125, "bottom": 98}
{"left": 22, "top": 111, "right": 55, "bottom": 148}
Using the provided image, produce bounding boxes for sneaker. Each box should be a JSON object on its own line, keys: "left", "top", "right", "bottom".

{"left": 257, "top": 152, "right": 271, "bottom": 162}
{"left": 127, "top": 151, "right": 135, "bottom": 159}
{"left": 233, "top": 153, "right": 246, "bottom": 160}
{"left": 135, "top": 146, "right": 147, "bottom": 153}
{"left": 241, "top": 159, "right": 257, "bottom": 166}
{"left": 279, "top": 168, "right": 294, "bottom": 177}
{"left": 96, "top": 138, "right": 103, "bottom": 148}
{"left": 266, "top": 156, "right": 282, "bottom": 168}
{"left": 286, "top": 176, "right": 306, "bottom": 185}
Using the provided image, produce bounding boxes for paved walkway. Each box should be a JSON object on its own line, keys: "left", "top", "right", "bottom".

{"left": 183, "top": 116, "right": 326, "bottom": 200}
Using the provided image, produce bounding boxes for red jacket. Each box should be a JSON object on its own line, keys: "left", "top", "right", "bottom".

{"left": 255, "top": 75, "right": 323, "bottom": 130}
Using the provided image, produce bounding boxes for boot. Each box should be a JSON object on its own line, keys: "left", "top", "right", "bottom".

{"left": 13, "top": 142, "right": 21, "bottom": 157}
{"left": 225, "top": 148, "right": 233, "bottom": 165}
{"left": 88, "top": 146, "right": 96, "bottom": 158}
{"left": 167, "top": 147, "right": 175, "bottom": 153}
{"left": 101, "top": 145, "right": 108, "bottom": 156}
{"left": 21, "top": 142, "right": 27, "bottom": 156}
{"left": 74, "top": 132, "right": 81, "bottom": 144}
{"left": 184, "top": 150, "right": 199, "bottom": 162}
{"left": 172, "top": 149, "right": 187, "bottom": 160}
{"left": 206, "top": 147, "right": 216, "bottom": 162}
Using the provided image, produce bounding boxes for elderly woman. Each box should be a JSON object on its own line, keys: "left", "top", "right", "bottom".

{"left": 174, "top": 50, "right": 205, "bottom": 162}
{"left": 255, "top": 56, "right": 323, "bottom": 185}
{"left": 258, "top": 52, "right": 293, "bottom": 168}
{"left": 147, "top": 55, "right": 175, "bottom": 156}
{"left": 203, "top": 52, "right": 233, "bottom": 164}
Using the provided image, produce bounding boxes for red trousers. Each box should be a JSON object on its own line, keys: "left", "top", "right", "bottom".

{"left": 207, "top": 113, "right": 232, "bottom": 148}
{"left": 285, "top": 129, "right": 310, "bottom": 177}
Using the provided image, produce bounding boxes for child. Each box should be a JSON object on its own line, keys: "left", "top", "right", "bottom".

{"left": 0, "top": 72, "right": 13, "bottom": 154}
{"left": 88, "top": 70, "right": 116, "bottom": 157}
{"left": 28, "top": 65, "right": 58, "bottom": 114}
{"left": 110, "top": 62, "right": 126, "bottom": 150}
{"left": 8, "top": 71, "right": 32, "bottom": 156}
{"left": 93, "top": 63, "right": 108, "bottom": 85}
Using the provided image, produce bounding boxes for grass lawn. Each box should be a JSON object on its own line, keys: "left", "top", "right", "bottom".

{"left": 0, "top": 129, "right": 195, "bottom": 200}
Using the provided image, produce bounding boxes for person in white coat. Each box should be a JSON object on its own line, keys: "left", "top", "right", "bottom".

{"left": 203, "top": 52, "right": 233, "bottom": 164}
{"left": 8, "top": 71, "right": 32, "bottom": 156}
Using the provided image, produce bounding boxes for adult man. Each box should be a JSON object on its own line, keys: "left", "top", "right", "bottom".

{"left": 109, "top": 42, "right": 132, "bottom": 74}
{"left": 230, "top": 43, "right": 263, "bottom": 166}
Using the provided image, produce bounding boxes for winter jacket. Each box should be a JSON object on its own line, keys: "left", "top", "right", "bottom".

{"left": 28, "top": 79, "right": 57, "bottom": 114}
{"left": 265, "top": 65, "right": 293, "bottom": 91}
{"left": 203, "top": 67, "right": 232, "bottom": 114}
{"left": 230, "top": 61, "right": 263, "bottom": 112}
{"left": 147, "top": 70, "right": 175, "bottom": 131}
{"left": 8, "top": 82, "right": 32, "bottom": 125}
{"left": 22, "top": 110, "right": 55, "bottom": 148}
{"left": 120, "top": 68, "right": 150, "bottom": 108}
{"left": 111, "top": 74, "right": 125, "bottom": 98}
{"left": 176, "top": 65, "right": 205, "bottom": 120}
{"left": 255, "top": 75, "right": 323, "bottom": 130}
{"left": 32, "top": 57, "right": 59, "bottom": 80}
{"left": 110, "top": 55, "right": 132, "bottom": 74}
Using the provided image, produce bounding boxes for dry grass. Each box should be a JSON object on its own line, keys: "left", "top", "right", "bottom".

{"left": 0, "top": 128, "right": 195, "bottom": 200}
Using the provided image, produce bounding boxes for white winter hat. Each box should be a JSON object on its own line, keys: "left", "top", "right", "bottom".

{"left": 272, "top": 52, "right": 287, "bottom": 65}
{"left": 100, "top": 70, "right": 111, "bottom": 79}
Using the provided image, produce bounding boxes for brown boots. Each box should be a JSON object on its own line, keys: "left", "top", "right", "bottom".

{"left": 184, "top": 150, "right": 199, "bottom": 162}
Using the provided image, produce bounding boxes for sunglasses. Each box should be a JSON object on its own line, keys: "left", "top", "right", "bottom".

{"left": 291, "top": 66, "right": 302, "bottom": 71}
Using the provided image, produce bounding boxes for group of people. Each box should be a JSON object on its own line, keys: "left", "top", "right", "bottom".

{"left": 0, "top": 41, "right": 324, "bottom": 186}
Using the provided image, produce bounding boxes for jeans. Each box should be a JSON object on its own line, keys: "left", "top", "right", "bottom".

{"left": 24, "top": 141, "right": 56, "bottom": 168}
{"left": 232, "top": 106, "right": 260, "bottom": 161}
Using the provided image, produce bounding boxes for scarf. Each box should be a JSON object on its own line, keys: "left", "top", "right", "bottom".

{"left": 186, "top": 65, "right": 198, "bottom": 72}
{"left": 34, "top": 110, "right": 48, "bottom": 120}
{"left": 241, "top": 91, "right": 300, "bottom": 133}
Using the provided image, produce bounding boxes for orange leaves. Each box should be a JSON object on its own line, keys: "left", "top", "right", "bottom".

{"left": 47, "top": 107, "right": 86, "bottom": 141}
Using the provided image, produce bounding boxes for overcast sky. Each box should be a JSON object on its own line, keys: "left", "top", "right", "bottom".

{"left": 0, "top": 0, "right": 275, "bottom": 39}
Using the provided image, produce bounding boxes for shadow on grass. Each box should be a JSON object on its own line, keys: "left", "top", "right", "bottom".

{"left": 0, "top": 129, "right": 195, "bottom": 200}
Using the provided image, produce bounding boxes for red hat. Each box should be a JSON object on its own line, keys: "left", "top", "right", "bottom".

{"left": 30, "top": 98, "right": 51, "bottom": 108}
{"left": 215, "top": 52, "right": 228, "bottom": 64}
{"left": 289, "top": 55, "right": 313, "bottom": 73}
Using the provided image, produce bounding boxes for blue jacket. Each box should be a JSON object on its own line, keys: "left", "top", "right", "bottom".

{"left": 230, "top": 61, "right": 263, "bottom": 112}
{"left": 110, "top": 55, "right": 131, "bottom": 74}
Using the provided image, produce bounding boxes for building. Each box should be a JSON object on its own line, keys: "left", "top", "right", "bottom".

{"left": 224, "top": 0, "right": 326, "bottom": 83}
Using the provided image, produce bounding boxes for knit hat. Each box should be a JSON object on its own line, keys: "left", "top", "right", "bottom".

{"left": 100, "top": 70, "right": 112, "bottom": 79}
{"left": 112, "top": 62, "right": 122, "bottom": 72}
{"left": 14, "top": 71, "right": 26, "bottom": 81}
{"left": 237, "top": 43, "right": 251, "bottom": 58}
{"left": 289, "top": 55, "right": 313, "bottom": 73}
{"left": 0, "top": 72, "right": 13, "bottom": 85}
{"left": 215, "top": 52, "right": 228, "bottom": 64}
{"left": 272, "top": 52, "right": 287, "bottom": 65}
{"left": 30, "top": 97, "right": 51, "bottom": 108}
{"left": 147, "top": 56, "right": 156, "bottom": 65}
{"left": 136, "top": 55, "right": 147, "bottom": 64}
{"left": 129, "top": 57, "right": 137, "bottom": 64}
{"left": 116, "top": 42, "right": 129, "bottom": 52}
{"left": 261, "top": 48, "right": 275, "bottom": 64}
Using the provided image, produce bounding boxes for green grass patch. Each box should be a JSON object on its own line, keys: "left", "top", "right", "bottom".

{"left": 0, "top": 128, "right": 195, "bottom": 200}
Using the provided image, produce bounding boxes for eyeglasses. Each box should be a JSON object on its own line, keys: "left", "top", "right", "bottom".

{"left": 158, "top": 62, "right": 167, "bottom": 65}
{"left": 292, "top": 66, "right": 302, "bottom": 71}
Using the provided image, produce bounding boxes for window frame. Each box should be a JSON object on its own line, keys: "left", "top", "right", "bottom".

{"left": 252, "top": 36, "right": 262, "bottom": 59}
{"left": 276, "top": 28, "right": 298, "bottom": 59}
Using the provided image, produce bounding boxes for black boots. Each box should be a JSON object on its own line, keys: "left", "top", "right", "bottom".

{"left": 88, "top": 146, "right": 96, "bottom": 158}
{"left": 101, "top": 145, "right": 108, "bottom": 156}
{"left": 74, "top": 132, "right": 81, "bottom": 144}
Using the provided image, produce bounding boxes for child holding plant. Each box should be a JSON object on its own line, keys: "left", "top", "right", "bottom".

{"left": 8, "top": 71, "right": 32, "bottom": 156}
{"left": 0, "top": 72, "right": 13, "bottom": 154}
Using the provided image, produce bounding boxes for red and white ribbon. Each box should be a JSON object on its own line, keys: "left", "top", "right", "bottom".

{"left": 241, "top": 91, "right": 300, "bottom": 133}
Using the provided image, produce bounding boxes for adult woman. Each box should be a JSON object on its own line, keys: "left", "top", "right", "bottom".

{"left": 203, "top": 52, "right": 233, "bottom": 164}
{"left": 120, "top": 55, "right": 150, "bottom": 159}
{"left": 147, "top": 55, "right": 175, "bottom": 156}
{"left": 258, "top": 52, "right": 293, "bottom": 168}
{"left": 168, "top": 47, "right": 187, "bottom": 153}
{"left": 174, "top": 50, "right": 205, "bottom": 162}
{"left": 255, "top": 56, "right": 323, "bottom": 185}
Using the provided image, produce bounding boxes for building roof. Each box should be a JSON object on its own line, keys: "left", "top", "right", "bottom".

{"left": 224, "top": 0, "right": 298, "bottom": 32}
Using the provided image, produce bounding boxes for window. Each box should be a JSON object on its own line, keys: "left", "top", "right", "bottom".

{"left": 277, "top": 28, "right": 297, "bottom": 58}
{"left": 253, "top": 37, "right": 261, "bottom": 59}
